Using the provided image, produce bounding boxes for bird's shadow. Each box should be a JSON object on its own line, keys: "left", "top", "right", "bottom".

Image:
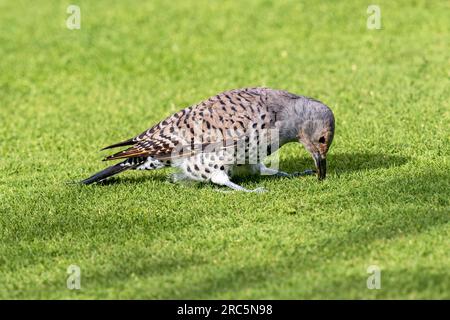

{"left": 93, "top": 173, "right": 169, "bottom": 186}
{"left": 285, "top": 151, "right": 408, "bottom": 174}
{"left": 233, "top": 152, "right": 409, "bottom": 183}
{"left": 88, "top": 152, "right": 409, "bottom": 186}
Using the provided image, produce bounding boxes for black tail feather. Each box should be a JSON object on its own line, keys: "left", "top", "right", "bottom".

{"left": 81, "top": 161, "right": 133, "bottom": 185}
{"left": 101, "top": 138, "right": 135, "bottom": 151}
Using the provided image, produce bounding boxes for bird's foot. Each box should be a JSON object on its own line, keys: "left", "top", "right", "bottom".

{"left": 273, "top": 169, "right": 315, "bottom": 178}
{"left": 219, "top": 180, "right": 268, "bottom": 193}
{"left": 248, "top": 187, "right": 267, "bottom": 193}
{"left": 215, "top": 186, "right": 267, "bottom": 193}
{"left": 288, "top": 169, "right": 316, "bottom": 177}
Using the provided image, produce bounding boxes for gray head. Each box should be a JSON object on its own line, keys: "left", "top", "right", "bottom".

{"left": 267, "top": 90, "right": 335, "bottom": 180}
{"left": 293, "top": 97, "right": 335, "bottom": 180}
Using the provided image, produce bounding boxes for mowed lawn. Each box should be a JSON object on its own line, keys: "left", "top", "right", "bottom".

{"left": 0, "top": 0, "right": 449, "bottom": 299}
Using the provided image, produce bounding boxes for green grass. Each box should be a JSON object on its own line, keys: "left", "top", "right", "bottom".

{"left": 0, "top": 0, "right": 449, "bottom": 299}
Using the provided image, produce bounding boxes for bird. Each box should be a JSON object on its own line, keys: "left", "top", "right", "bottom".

{"left": 81, "top": 87, "right": 335, "bottom": 192}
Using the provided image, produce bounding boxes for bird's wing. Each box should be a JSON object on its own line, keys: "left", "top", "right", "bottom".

{"left": 104, "top": 88, "right": 271, "bottom": 161}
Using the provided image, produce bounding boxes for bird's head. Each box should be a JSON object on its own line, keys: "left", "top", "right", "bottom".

{"left": 296, "top": 100, "right": 335, "bottom": 180}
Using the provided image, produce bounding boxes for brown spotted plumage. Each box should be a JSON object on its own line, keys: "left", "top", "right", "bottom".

{"left": 81, "top": 87, "right": 335, "bottom": 192}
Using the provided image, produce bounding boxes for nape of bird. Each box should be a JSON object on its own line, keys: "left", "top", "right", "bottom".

{"left": 81, "top": 87, "right": 335, "bottom": 192}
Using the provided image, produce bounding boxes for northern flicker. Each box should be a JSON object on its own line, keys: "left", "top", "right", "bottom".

{"left": 81, "top": 87, "right": 335, "bottom": 192}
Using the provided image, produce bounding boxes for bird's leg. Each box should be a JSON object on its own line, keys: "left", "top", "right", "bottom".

{"left": 257, "top": 163, "right": 290, "bottom": 177}
{"left": 257, "top": 163, "right": 315, "bottom": 177}
{"left": 211, "top": 171, "right": 266, "bottom": 193}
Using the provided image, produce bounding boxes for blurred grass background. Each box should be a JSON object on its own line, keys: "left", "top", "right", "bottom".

{"left": 0, "top": 0, "right": 449, "bottom": 298}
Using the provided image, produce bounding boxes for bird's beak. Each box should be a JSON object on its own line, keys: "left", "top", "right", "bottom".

{"left": 313, "top": 153, "right": 326, "bottom": 180}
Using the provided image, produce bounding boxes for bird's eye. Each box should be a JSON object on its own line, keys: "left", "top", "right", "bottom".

{"left": 319, "top": 136, "right": 326, "bottom": 144}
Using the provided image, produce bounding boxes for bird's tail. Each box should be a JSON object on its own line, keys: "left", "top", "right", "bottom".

{"left": 80, "top": 160, "right": 135, "bottom": 185}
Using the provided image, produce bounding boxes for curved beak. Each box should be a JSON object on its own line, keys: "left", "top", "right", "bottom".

{"left": 313, "top": 153, "right": 327, "bottom": 180}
